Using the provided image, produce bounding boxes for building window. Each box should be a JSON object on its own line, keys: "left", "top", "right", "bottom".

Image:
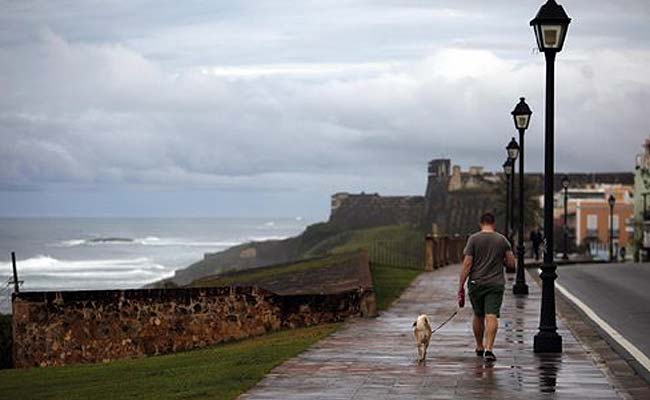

{"left": 586, "top": 214, "right": 598, "bottom": 238}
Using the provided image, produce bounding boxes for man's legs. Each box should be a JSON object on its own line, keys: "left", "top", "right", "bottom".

{"left": 484, "top": 314, "right": 498, "bottom": 351}
{"left": 472, "top": 315, "right": 485, "bottom": 351}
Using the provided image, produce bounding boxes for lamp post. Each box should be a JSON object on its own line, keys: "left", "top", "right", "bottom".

{"left": 506, "top": 138, "right": 520, "bottom": 241}
{"left": 609, "top": 194, "right": 616, "bottom": 262}
{"left": 503, "top": 158, "right": 514, "bottom": 240}
{"left": 562, "top": 176, "right": 570, "bottom": 260}
{"left": 531, "top": 0, "right": 570, "bottom": 354}
{"left": 511, "top": 98, "right": 531, "bottom": 296}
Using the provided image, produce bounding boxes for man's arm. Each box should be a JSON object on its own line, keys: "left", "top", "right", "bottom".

{"left": 504, "top": 250, "right": 516, "bottom": 273}
{"left": 459, "top": 255, "right": 473, "bottom": 290}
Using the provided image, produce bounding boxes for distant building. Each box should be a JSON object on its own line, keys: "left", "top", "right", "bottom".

{"left": 633, "top": 137, "right": 650, "bottom": 260}
{"left": 575, "top": 187, "right": 632, "bottom": 250}
{"left": 551, "top": 184, "right": 633, "bottom": 255}
{"left": 329, "top": 158, "right": 635, "bottom": 240}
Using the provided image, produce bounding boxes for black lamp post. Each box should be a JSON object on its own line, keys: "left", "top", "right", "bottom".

{"left": 503, "top": 158, "right": 514, "bottom": 240}
{"left": 562, "top": 176, "right": 570, "bottom": 260}
{"left": 511, "top": 98, "right": 531, "bottom": 296}
{"left": 609, "top": 194, "right": 616, "bottom": 262}
{"left": 506, "top": 138, "right": 520, "bottom": 241}
{"left": 531, "top": 0, "right": 570, "bottom": 354}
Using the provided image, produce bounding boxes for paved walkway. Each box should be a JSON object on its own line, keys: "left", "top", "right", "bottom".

{"left": 240, "top": 265, "right": 622, "bottom": 399}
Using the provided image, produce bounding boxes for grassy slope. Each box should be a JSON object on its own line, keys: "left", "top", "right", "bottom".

{"left": 0, "top": 324, "right": 338, "bottom": 400}
{"left": 328, "top": 225, "right": 424, "bottom": 310}
{"left": 303, "top": 224, "right": 423, "bottom": 257}
{"left": 370, "top": 264, "right": 421, "bottom": 310}
{"left": 192, "top": 224, "right": 425, "bottom": 310}
{"left": 330, "top": 225, "right": 424, "bottom": 254}
{"left": 192, "top": 253, "right": 354, "bottom": 287}
{"left": 192, "top": 224, "right": 424, "bottom": 309}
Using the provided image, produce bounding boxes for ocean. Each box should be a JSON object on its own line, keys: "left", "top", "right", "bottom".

{"left": 0, "top": 217, "right": 310, "bottom": 313}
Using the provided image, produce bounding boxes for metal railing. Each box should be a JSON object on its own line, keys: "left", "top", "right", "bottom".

{"left": 368, "top": 235, "right": 467, "bottom": 270}
{"left": 369, "top": 240, "right": 425, "bottom": 270}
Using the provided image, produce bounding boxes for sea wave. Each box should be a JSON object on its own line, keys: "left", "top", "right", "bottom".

{"left": 53, "top": 237, "right": 241, "bottom": 248}
{"left": 0, "top": 255, "right": 167, "bottom": 274}
{"left": 246, "top": 235, "right": 289, "bottom": 242}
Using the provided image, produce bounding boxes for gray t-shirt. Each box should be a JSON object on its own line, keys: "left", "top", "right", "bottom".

{"left": 463, "top": 231, "right": 512, "bottom": 287}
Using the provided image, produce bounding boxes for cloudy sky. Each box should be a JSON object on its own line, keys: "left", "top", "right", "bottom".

{"left": 1, "top": 0, "right": 649, "bottom": 218}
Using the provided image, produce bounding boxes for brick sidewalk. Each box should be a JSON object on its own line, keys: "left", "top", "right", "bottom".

{"left": 239, "top": 265, "right": 622, "bottom": 399}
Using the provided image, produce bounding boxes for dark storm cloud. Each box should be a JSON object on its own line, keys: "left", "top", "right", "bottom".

{"left": 0, "top": 0, "right": 649, "bottom": 216}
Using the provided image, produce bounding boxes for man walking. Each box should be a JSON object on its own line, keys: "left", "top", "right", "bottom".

{"left": 457, "top": 212, "right": 516, "bottom": 362}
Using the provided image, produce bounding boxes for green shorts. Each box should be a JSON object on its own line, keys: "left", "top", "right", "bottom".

{"left": 468, "top": 283, "right": 504, "bottom": 318}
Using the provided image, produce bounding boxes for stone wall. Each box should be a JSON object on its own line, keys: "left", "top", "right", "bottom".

{"left": 12, "top": 285, "right": 371, "bottom": 368}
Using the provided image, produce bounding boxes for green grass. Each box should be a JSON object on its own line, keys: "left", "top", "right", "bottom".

{"left": 192, "top": 253, "right": 356, "bottom": 287}
{"left": 0, "top": 324, "right": 338, "bottom": 400}
{"left": 303, "top": 224, "right": 424, "bottom": 257}
{"left": 370, "top": 263, "right": 421, "bottom": 310}
{"left": 331, "top": 225, "right": 423, "bottom": 254}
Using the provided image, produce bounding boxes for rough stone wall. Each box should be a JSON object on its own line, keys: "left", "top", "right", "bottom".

{"left": 12, "top": 286, "right": 370, "bottom": 368}
{"left": 328, "top": 193, "right": 424, "bottom": 229}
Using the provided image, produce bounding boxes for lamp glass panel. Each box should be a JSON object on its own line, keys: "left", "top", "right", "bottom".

{"left": 515, "top": 115, "right": 530, "bottom": 129}
{"left": 508, "top": 148, "right": 519, "bottom": 160}
{"left": 504, "top": 165, "right": 513, "bottom": 175}
{"left": 542, "top": 25, "right": 563, "bottom": 49}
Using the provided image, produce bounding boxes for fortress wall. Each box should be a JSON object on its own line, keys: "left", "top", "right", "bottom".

{"left": 12, "top": 285, "right": 370, "bottom": 368}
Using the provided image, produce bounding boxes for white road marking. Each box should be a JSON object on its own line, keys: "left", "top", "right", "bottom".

{"left": 555, "top": 281, "right": 650, "bottom": 374}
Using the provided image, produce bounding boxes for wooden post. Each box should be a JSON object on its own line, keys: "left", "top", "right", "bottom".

{"left": 425, "top": 235, "right": 434, "bottom": 271}
{"left": 11, "top": 251, "right": 19, "bottom": 293}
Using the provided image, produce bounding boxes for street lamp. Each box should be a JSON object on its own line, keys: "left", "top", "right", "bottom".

{"left": 562, "top": 176, "right": 570, "bottom": 260}
{"left": 503, "top": 158, "right": 514, "bottom": 240}
{"left": 531, "top": 0, "right": 571, "bottom": 354}
{"left": 506, "top": 138, "right": 520, "bottom": 241}
{"left": 609, "top": 194, "right": 616, "bottom": 262}
{"left": 511, "top": 98, "right": 531, "bottom": 296}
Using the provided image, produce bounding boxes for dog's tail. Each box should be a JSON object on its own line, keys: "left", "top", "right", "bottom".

{"left": 423, "top": 316, "right": 432, "bottom": 332}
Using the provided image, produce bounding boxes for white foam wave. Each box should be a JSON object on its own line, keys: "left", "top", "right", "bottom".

{"left": 0, "top": 256, "right": 176, "bottom": 294}
{"left": 0, "top": 255, "right": 166, "bottom": 274}
{"left": 53, "top": 237, "right": 240, "bottom": 248}
{"left": 247, "top": 235, "right": 289, "bottom": 242}
{"left": 58, "top": 239, "right": 86, "bottom": 247}
{"left": 134, "top": 237, "right": 240, "bottom": 247}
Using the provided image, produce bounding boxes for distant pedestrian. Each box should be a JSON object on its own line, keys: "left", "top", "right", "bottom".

{"left": 457, "top": 212, "right": 516, "bottom": 363}
{"left": 530, "top": 229, "right": 543, "bottom": 261}
{"left": 619, "top": 246, "right": 626, "bottom": 262}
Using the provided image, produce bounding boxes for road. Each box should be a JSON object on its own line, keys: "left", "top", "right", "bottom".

{"left": 557, "top": 263, "right": 650, "bottom": 362}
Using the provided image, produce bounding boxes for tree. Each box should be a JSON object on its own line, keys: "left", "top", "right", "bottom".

{"left": 493, "top": 174, "right": 542, "bottom": 237}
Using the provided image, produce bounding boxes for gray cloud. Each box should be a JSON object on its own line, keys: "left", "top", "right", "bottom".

{"left": 0, "top": 0, "right": 648, "bottom": 216}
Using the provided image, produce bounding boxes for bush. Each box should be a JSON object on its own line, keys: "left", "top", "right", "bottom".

{"left": 0, "top": 314, "right": 12, "bottom": 369}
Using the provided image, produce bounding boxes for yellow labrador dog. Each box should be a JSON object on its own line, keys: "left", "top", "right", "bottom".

{"left": 412, "top": 314, "right": 432, "bottom": 364}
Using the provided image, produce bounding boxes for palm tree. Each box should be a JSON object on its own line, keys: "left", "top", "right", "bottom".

{"left": 493, "top": 174, "right": 542, "bottom": 237}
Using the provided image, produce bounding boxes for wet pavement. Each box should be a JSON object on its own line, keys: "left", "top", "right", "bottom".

{"left": 240, "top": 265, "right": 622, "bottom": 399}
